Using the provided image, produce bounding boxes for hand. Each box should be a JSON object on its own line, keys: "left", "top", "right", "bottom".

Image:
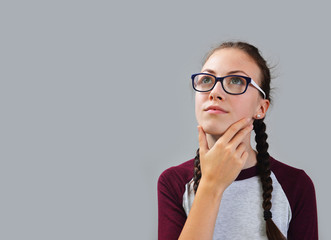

{"left": 198, "top": 118, "right": 253, "bottom": 193}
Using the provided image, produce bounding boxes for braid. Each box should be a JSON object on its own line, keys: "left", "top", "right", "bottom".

{"left": 193, "top": 148, "right": 201, "bottom": 194}
{"left": 254, "top": 119, "right": 287, "bottom": 240}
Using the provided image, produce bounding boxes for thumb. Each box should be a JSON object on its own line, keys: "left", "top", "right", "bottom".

{"left": 197, "top": 126, "right": 209, "bottom": 154}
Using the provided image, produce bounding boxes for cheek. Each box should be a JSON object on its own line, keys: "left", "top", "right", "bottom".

{"left": 232, "top": 100, "right": 259, "bottom": 119}
{"left": 195, "top": 94, "right": 205, "bottom": 124}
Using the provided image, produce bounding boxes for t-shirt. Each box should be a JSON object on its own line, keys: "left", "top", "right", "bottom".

{"left": 157, "top": 157, "right": 318, "bottom": 240}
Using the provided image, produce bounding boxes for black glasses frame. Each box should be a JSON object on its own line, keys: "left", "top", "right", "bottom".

{"left": 191, "top": 73, "right": 266, "bottom": 98}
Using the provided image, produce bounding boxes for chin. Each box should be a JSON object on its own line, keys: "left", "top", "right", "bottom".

{"left": 201, "top": 123, "right": 228, "bottom": 136}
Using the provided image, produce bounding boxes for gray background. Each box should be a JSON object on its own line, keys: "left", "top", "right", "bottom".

{"left": 1, "top": 0, "right": 329, "bottom": 239}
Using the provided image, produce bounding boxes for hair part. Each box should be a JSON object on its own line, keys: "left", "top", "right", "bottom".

{"left": 193, "top": 41, "right": 286, "bottom": 240}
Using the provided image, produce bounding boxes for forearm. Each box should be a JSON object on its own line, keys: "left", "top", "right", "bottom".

{"left": 178, "top": 179, "right": 224, "bottom": 240}
{"left": 179, "top": 120, "right": 250, "bottom": 239}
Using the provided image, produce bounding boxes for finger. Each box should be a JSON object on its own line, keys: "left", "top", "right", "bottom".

{"left": 228, "top": 123, "right": 253, "bottom": 148}
{"left": 235, "top": 142, "right": 249, "bottom": 165}
{"left": 236, "top": 142, "right": 247, "bottom": 157}
{"left": 220, "top": 118, "right": 251, "bottom": 144}
{"left": 197, "top": 126, "right": 209, "bottom": 154}
{"left": 240, "top": 151, "right": 249, "bottom": 164}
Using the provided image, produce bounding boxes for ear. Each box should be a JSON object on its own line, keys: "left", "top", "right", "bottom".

{"left": 254, "top": 99, "right": 270, "bottom": 119}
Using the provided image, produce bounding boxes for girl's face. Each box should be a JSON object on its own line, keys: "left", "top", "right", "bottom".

{"left": 195, "top": 48, "right": 269, "bottom": 136}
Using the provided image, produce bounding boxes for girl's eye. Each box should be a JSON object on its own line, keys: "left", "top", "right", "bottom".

{"left": 228, "top": 77, "right": 245, "bottom": 85}
{"left": 201, "top": 76, "right": 213, "bottom": 84}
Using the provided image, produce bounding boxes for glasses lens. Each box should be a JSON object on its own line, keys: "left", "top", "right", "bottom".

{"left": 223, "top": 76, "right": 248, "bottom": 94}
{"left": 193, "top": 74, "right": 215, "bottom": 91}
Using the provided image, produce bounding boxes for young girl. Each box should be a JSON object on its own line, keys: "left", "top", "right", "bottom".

{"left": 157, "top": 42, "right": 318, "bottom": 240}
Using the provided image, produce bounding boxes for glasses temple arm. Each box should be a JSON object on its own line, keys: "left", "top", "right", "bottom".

{"left": 250, "top": 79, "right": 266, "bottom": 99}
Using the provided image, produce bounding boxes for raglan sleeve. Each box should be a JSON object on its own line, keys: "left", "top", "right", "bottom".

{"left": 287, "top": 170, "right": 318, "bottom": 240}
{"left": 157, "top": 168, "right": 187, "bottom": 240}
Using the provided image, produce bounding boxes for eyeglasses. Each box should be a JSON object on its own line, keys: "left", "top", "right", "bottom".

{"left": 191, "top": 73, "right": 266, "bottom": 99}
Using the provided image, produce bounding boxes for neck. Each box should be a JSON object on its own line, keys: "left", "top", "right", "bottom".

{"left": 206, "top": 133, "right": 257, "bottom": 169}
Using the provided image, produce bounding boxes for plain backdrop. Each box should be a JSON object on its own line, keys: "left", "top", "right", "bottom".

{"left": 1, "top": 0, "right": 330, "bottom": 239}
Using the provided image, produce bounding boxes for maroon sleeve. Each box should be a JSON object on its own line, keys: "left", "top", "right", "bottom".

{"left": 286, "top": 171, "right": 318, "bottom": 240}
{"left": 271, "top": 158, "right": 318, "bottom": 240}
{"left": 157, "top": 160, "right": 194, "bottom": 240}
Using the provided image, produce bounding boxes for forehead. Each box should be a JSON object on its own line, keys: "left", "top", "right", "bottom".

{"left": 202, "top": 48, "right": 262, "bottom": 82}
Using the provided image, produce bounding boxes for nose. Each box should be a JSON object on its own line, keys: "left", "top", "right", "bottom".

{"left": 209, "top": 81, "right": 225, "bottom": 101}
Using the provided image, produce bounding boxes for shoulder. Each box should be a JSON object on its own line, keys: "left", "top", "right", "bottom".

{"left": 270, "top": 157, "right": 316, "bottom": 214}
{"left": 158, "top": 158, "right": 195, "bottom": 188}
{"left": 157, "top": 159, "right": 195, "bottom": 217}
{"left": 270, "top": 156, "right": 314, "bottom": 189}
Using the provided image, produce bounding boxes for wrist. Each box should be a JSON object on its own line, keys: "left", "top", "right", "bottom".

{"left": 197, "top": 178, "right": 225, "bottom": 202}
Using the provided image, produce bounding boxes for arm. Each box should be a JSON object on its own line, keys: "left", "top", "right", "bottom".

{"left": 178, "top": 178, "right": 223, "bottom": 240}
{"left": 287, "top": 171, "right": 318, "bottom": 240}
{"left": 178, "top": 118, "right": 253, "bottom": 240}
{"left": 157, "top": 170, "right": 188, "bottom": 240}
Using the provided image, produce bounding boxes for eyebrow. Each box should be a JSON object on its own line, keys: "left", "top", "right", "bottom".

{"left": 227, "top": 70, "right": 249, "bottom": 76}
{"left": 202, "top": 68, "right": 217, "bottom": 74}
{"left": 202, "top": 69, "right": 249, "bottom": 77}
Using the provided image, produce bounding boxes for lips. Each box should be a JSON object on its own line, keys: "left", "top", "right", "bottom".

{"left": 204, "top": 105, "right": 228, "bottom": 114}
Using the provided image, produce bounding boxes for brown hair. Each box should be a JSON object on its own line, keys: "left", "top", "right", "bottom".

{"left": 193, "top": 42, "right": 287, "bottom": 240}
